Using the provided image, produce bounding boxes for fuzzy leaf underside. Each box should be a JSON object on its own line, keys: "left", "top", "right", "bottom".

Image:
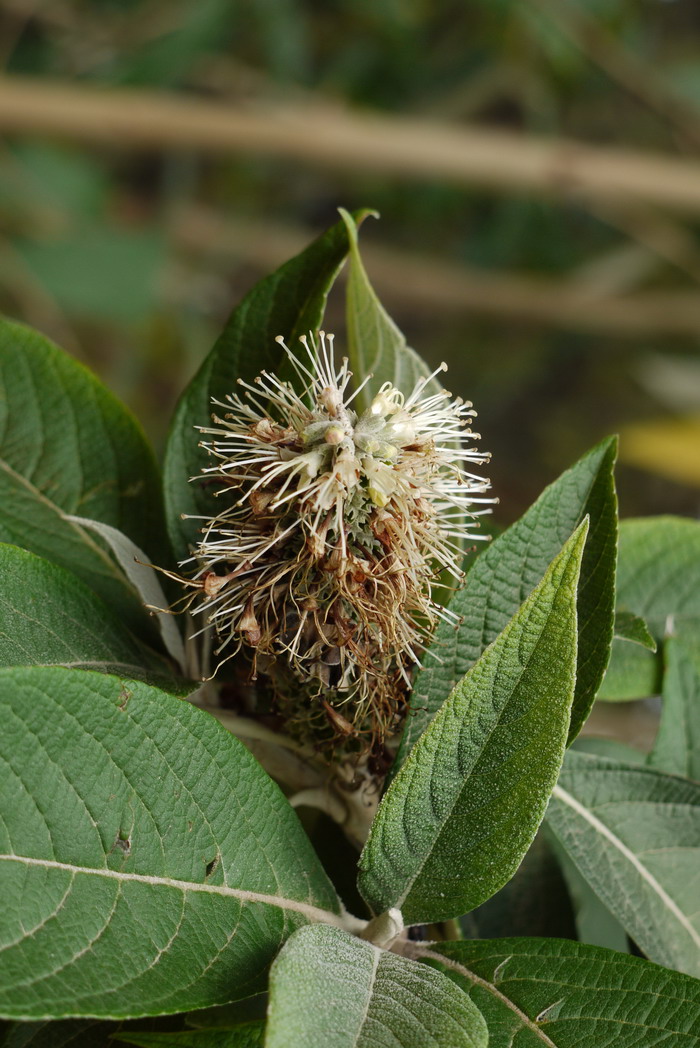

{"left": 546, "top": 751, "right": 700, "bottom": 977}
{"left": 0, "top": 668, "right": 340, "bottom": 1020}
{"left": 358, "top": 522, "right": 587, "bottom": 925}
{"left": 266, "top": 924, "right": 488, "bottom": 1048}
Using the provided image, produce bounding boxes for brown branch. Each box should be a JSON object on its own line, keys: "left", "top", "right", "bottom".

{"left": 3, "top": 76, "right": 700, "bottom": 214}
{"left": 173, "top": 209, "right": 700, "bottom": 337}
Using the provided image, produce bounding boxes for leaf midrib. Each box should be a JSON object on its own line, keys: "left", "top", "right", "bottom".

{"left": 0, "top": 854, "right": 346, "bottom": 929}
{"left": 415, "top": 947, "right": 557, "bottom": 1048}
{"left": 550, "top": 783, "right": 700, "bottom": 949}
{"left": 391, "top": 582, "right": 569, "bottom": 913}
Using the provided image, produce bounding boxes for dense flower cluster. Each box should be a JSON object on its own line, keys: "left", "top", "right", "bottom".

{"left": 182, "top": 333, "right": 493, "bottom": 750}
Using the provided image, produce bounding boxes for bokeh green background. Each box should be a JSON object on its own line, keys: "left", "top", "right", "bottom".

{"left": 1, "top": 0, "right": 699, "bottom": 525}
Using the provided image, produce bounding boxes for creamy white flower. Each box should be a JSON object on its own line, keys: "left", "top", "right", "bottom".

{"left": 180, "top": 332, "right": 494, "bottom": 750}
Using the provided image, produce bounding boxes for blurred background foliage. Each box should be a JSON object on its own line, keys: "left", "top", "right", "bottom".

{"left": 0, "top": 0, "right": 699, "bottom": 524}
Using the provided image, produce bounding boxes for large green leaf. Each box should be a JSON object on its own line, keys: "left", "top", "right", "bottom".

{"left": 0, "top": 318, "right": 166, "bottom": 559}
{"left": 649, "top": 637, "right": 700, "bottom": 781}
{"left": 421, "top": 938, "right": 700, "bottom": 1047}
{"left": 266, "top": 924, "right": 487, "bottom": 1048}
{"left": 600, "top": 516, "right": 700, "bottom": 701}
{"left": 394, "top": 438, "right": 616, "bottom": 774}
{"left": 0, "top": 463, "right": 158, "bottom": 641}
{"left": 340, "top": 209, "right": 440, "bottom": 411}
{"left": 0, "top": 544, "right": 183, "bottom": 689}
{"left": 0, "top": 667, "right": 341, "bottom": 1019}
{"left": 358, "top": 522, "right": 587, "bottom": 925}
{"left": 163, "top": 213, "right": 367, "bottom": 561}
{"left": 546, "top": 751, "right": 700, "bottom": 976}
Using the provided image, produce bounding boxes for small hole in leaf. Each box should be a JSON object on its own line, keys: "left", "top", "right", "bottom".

{"left": 205, "top": 853, "right": 219, "bottom": 879}
{"left": 114, "top": 833, "right": 131, "bottom": 856}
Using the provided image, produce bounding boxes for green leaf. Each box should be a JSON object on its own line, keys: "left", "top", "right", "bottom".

{"left": 115, "top": 1025, "right": 264, "bottom": 1047}
{"left": 340, "top": 208, "right": 441, "bottom": 411}
{"left": 394, "top": 438, "right": 617, "bottom": 774}
{"left": 422, "top": 937, "right": 700, "bottom": 1047}
{"left": 649, "top": 637, "right": 700, "bottom": 781}
{"left": 358, "top": 522, "right": 587, "bottom": 925}
{"left": 0, "top": 462, "right": 158, "bottom": 641}
{"left": 459, "top": 830, "right": 577, "bottom": 942}
{"left": 596, "top": 637, "right": 660, "bottom": 700}
{"left": 546, "top": 751, "right": 700, "bottom": 976}
{"left": 163, "top": 213, "right": 367, "bottom": 561}
{"left": 600, "top": 516, "right": 700, "bottom": 701}
{"left": 266, "top": 924, "right": 487, "bottom": 1048}
{"left": 614, "top": 610, "right": 657, "bottom": 651}
{"left": 548, "top": 831, "right": 631, "bottom": 953}
{"left": 67, "top": 517, "right": 186, "bottom": 671}
{"left": 0, "top": 667, "right": 341, "bottom": 1019}
{"left": 617, "top": 516, "right": 700, "bottom": 637}
{"left": 0, "top": 318, "right": 166, "bottom": 559}
{"left": 0, "top": 544, "right": 173, "bottom": 682}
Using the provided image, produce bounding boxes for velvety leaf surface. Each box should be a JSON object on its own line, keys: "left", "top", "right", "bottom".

{"left": 340, "top": 209, "right": 441, "bottom": 411}
{"left": 547, "top": 751, "right": 700, "bottom": 976}
{"left": 163, "top": 214, "right": 364, "bottom": 560}
{"left": 394, "top": 438, "right": 616, "bottom": 773}
{"left": 0, "top": 460, "right": 157, "bottom": 641}
{"left": 549, "top": 833, "right": 631, "bottom": 954}
{"left": 600, "top": 516, "right": 700, "bottom": 701}
{"left": 0, "top": 544, "right": 171, "bottom": 680}
{"left": 649, "top": 637, "right": 700, "bottom": 781}
{"left": 358, "top": 523, "right": 586, "bottom": 925}
{"left": 0, "top": 318, "right": 165, "bottom": 559}
{"left": 423, "top": 938, "right": 700, "bottom": 1047}
{"left": 266, "top": 924, "right": 487, "bottom": 1048}
{"left": 0, "top": 667, "right": 341, "bottom": 1020}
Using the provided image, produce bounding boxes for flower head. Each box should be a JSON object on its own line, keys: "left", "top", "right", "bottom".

{"left": 182, "top": 332, "right": 493, "bottom": 752}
